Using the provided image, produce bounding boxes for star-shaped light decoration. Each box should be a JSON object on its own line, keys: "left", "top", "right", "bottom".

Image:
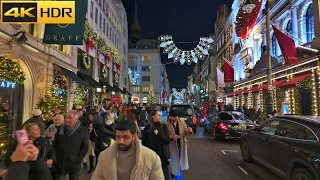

{"left": 158, "top": 35, "right": 214, "bottom": 65}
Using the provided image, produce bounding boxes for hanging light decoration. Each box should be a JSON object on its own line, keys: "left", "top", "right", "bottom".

{"left": 158, "top": 35, "right": 214, "bottom": 65}
{"left": 128, "top": 68, "right": 139, "bottom": 85}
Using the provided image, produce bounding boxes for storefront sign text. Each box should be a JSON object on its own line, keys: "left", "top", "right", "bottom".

{"left": 0, "top": 81, "right": 16, "bottom": 88}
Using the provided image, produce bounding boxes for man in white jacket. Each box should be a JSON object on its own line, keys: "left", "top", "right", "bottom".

{"left": 91, "top": 120, "right": 164, "bottom": 180}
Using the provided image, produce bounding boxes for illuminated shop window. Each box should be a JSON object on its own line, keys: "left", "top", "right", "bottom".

{"left": 142, "top": 56, "right": 151, "bottom": 61}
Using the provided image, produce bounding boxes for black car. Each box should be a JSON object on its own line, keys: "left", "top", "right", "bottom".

{"left": 204, "top": 111, "right": 253, "bottom": 140}
{"left": 240, "top": 116, "right": 320, "bottom": 180}
{"left": 170, "top": 104, "right": 197, "bottom": 134}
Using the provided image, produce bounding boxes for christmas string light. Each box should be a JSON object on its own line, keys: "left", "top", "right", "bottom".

{"left": 158, "top": 35, "right": 214, "bottom": 65}
{"left": 312, "top": 70, "right": 318, "bottom": 115}
{"left": 128, "top": 68, "right": 139, "bottom": 85}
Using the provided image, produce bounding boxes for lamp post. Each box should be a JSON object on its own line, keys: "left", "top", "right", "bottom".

{"left": 265, "top": 0, "right": 273, "bottom": 115}
{"left": 243, "top": 0, "right": 273, "bottom": 115}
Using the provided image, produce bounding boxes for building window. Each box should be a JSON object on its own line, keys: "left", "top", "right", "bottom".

{"left": 103, "top": 18, "right": 106, "bottom": 33}
{"left": 109, "top": 27, "right": 111, "bottom": 40}
{"left": 305, "top": 4, "right": 315, "bottom": 42}
{"left": 106, "top": 23, "right": 109, "bottom": 37}
{"left": 102, "top": 0, "right": 105, "bottom": 12}
{"left": 99, "top": 13, "right": 102, "bottom": 29}
{"left": 286, "top": 19, "right": 292, "bottom": 34}
{"left": 95, "top": 8, "right": 98, "bottom": 24}
{"left": 24, "top": 24, "right": 38, "bottom": 37}
{"left": 90, "top": 1, "right": 93, "bottom": 18}
{"left": 142, "top": 66, "right": 150, "bottom": 72}
{"left": 142, "top": 56, "right": 151, "bottom": 61}
{"left": 56, "top": 45, "right": 68, "bottom": 53}
{"left": 134, "top": 87, "right": 140, "bottom": 92}
{"left": 142, "top": 76, "right": 150, "bottom": 82}
{"left": 142, "top": 87, "right": 149, "bottom": 92}
{"left": 271, "top": 33, "right": 277, "bottom": 56}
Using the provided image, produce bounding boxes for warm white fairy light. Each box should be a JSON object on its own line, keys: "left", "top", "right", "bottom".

{"left": 292, "top": 88, "right": 295, "bottom": 114}
{"left": 312, "top": 70, "right": 318, "bottom": 115}
{"left": 273, "top": 87, "right": 277, "bottom": 111}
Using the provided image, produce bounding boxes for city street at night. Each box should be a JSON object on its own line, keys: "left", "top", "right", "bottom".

{"left": 78, "top": 127, "right": 282, "bottom": 180}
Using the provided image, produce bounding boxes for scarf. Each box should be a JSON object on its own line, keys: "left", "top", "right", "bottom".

{"left": 66, "top": 120, "right": 81, "bottom": 137}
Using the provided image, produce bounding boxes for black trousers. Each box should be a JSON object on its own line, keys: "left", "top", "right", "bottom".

{"left": 56, "top": 171, "right": 80, "bottom": 180}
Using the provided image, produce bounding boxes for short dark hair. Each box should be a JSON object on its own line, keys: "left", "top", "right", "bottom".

{"left": 169, "top": 110, "right": 178, "bottom": 117}
{"left": 116, "top": 120, "right": 137, "bottom": 134}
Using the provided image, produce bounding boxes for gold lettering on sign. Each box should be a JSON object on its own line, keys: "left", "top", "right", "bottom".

{"left": 76, "top": 36, "right": 79, "bottom": 41}
{"left": 61, "top": 36, "right": 65, "bottom": 41}
{"left": 46, "top": 34, "right": 50, "bottom": 40}
{"left": 54, "top": 35, "right": 58, "bottom": 41}
{"left": 69, "top": 36, "right": 72, "bottom": 41}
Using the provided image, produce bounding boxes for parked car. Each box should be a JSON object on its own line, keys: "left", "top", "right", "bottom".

{"left": 240, "top": 116, "right": 320, "bottom": 180}
{"left": 170, "top": 104, "right": 197, "bottom": 134}
{"left": 204, "top": 111, "right": 254, "bottom": 140}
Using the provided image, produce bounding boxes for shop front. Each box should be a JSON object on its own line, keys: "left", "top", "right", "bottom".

{"left": 232, "top": 54, "right": 319, "bottom": 115}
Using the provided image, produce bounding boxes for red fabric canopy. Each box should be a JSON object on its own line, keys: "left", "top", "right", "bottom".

{"left": 251, "top": 79, "right": 287, "bottom": 93}
{"left": 279, "top": 73, "right": 312, "bottom": 88}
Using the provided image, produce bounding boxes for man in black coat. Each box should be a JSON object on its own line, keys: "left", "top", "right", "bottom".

{"left": 53, "top": 110, "right": 89, "bottom": 180}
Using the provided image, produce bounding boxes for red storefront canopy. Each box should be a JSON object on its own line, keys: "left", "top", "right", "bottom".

{"left": 251, "top": 79, "right": 287, "bottom": 93}
{"left": 279, "top": 73, "right": 312, "bottom": 88}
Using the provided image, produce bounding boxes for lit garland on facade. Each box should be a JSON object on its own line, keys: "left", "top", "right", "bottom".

{"left": 295, "top": 76, "right": 317, "bottom": 115}
{"left": 82, "top": 53, "right": 91, "bottom": 69}
{"left": 311, "top": 70, "right": 318, "bottom": 115}
{"left": 101, "top": 66, "right": 108, "bottom": 78}
{"left": 158, "top": 35, "right": 214, "bottom": 65}
{"left": 0, "top": 57, "right": 26, "bottom": 84}
{"left": 37, "top": 74, "right": 68, "bottom": 119}
{"left": 73, "top": 85, "right": 88, "bottom": 107}
{"left": 84, "top": 19, "right": 121, "bottom": 63}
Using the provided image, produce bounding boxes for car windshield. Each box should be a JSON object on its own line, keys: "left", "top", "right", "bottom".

{"left": 171, "top": 105, "right": 194, "bottom": 116}
{"left": 232, "top": 113, "right": 253, "bottom": 123}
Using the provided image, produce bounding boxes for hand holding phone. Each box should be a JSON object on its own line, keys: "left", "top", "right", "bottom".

{"left": 16, "top": 129, "right": 29, "bottom": 145}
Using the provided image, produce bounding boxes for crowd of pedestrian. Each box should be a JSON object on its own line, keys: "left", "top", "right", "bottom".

{"left": 0, "top": 102, "right": 194, "bottom": 180}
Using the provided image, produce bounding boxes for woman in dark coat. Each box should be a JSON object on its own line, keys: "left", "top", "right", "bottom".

{"left": 142, "top": 109, "right": 171, "bottom": 180}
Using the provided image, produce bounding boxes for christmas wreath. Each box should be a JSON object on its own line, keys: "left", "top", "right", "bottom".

{"left": 101, "top": 66, "right": 108, "bottom": 78}
{"left": 82, "top": 53, "right": 91, "bottom": 69}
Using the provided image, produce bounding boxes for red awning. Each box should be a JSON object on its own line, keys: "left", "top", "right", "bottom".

{"left": 251, "top": 79, "right": 287, "bottom": 93}
{"left": 226, "top": 92, "right": 235, "bottom": 97}
{"left": 279, "top": 73, "right": 312, "bottom": 88}
{"left": 234, "top": 89, "right": 249, "bottom": 95}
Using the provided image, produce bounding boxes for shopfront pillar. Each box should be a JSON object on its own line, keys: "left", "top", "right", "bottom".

{"left": 291, "top": 6, "right": 299, "bottom": 45}
{"left": 312, "top": 0, "right": 320, "bottom": 38}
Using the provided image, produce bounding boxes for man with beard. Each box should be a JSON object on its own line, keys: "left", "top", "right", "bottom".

{"left": 91, "top": 120, "right": 163, "bottom": 180}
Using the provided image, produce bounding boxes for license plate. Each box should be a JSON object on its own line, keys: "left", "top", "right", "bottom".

{"left": 233, "top": 125, "right": 246, "bottom": 129}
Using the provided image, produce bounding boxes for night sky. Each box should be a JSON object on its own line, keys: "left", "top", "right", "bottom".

{"left": 122, "top": 0, "right": 233, "bottom": 88}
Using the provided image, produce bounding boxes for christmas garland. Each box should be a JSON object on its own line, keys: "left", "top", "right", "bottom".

{"left": 114, "top": 73, "right": 119, "bottom": 83}
{"left": 295, "top": 77, "right": 316, "bottom": 115}
{"left": 101, "top": 66, "right": 108, "bottom": 78}
{"left": 84, "top": 19, "right": 121, "bottom": 64}
{"left": 37, "top": 74, "right": 67, "bottom": 119}
{"left": 0, "top": 57, "right": 26, "bottom": 84}
{"left": 82, "top": 53, "right": 91, "bottom": 69}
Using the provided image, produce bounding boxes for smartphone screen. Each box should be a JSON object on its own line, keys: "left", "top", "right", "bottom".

{"left": 16, "top": 129, "right": 29, "bottom": 144}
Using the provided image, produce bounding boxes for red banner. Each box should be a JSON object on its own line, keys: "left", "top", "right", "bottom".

{"left": 272, "top": 24, "right": 298, "bottom": 64}
{"left": 105, "top": 53, "right": 110, "bottom": 65}
{"left": 162, "top": 90, "right": 166, "bottom": 99}
{"left": 85, "top": 38, "right": 93, "bottom": 56}
{"left": 224, "top": 59, "right": 234, "bottom": 82}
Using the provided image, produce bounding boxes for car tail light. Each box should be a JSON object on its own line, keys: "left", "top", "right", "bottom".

{"left": 219, "top": 122, "right": 228, "bottom": 131}
{"left": 192, "top": 117, "right": 197, "bottom": 124}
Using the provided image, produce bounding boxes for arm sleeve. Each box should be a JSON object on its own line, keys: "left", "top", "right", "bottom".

{"left": 149, "top": 155, "right": 165, "bottom": 180}
{"left": 79, "top": 129, "right": 89, "bottom": 160}
{"left": 6, "top": 162, "right": 30, "bottom": 180}
{"left": 142, "top": 126, "right": 148, "bottom": 146}
{"left": 157, "top": 124, "right": 170, "bottom": 144}
{"left": 91, "top": 152, "right": 105, "bottom": 180}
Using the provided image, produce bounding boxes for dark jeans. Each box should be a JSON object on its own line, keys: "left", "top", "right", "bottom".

{"left": 162, "top": 164, "right": 170, "bottom": 180}
{"left": 56, "top": 171, "right": 80, "bottom": 180}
